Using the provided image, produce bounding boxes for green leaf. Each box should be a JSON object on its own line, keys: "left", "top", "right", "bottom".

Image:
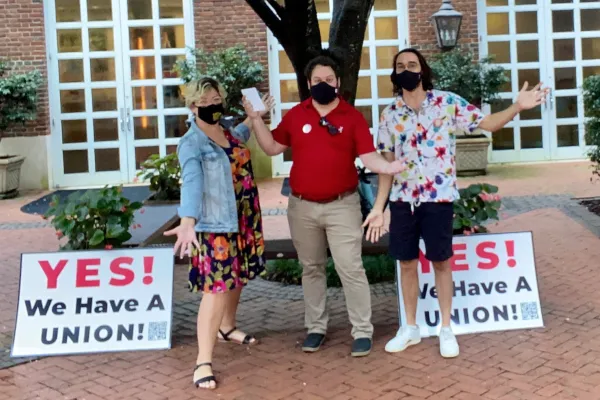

{"left": 452, "top": 218, "right": 463, "bottom": 230}
{"left": 106, "top": 223, "right": 125, "bottom": 239}
{"left": 89, "top": 229, "right": 105, "bottom": 246}
{"left": 468, "top": 184, "right": 482, "bottom": 196}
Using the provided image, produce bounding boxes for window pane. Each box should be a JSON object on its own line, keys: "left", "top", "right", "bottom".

{"left": 518, "top": 69, "right": 540, "bottom": 89}
{"left": 553, "top": 10, "right": 574, "bottom": 32}
{"left": 88, "top": 0, "right": 112, "bottom": 21}
{"left": 374, "top": 0, "right": 396, "bottom": 10}
{"left": 516, "top": 12, "right": 538, "bottom": 34}
{"left": 165, "top": 115, "right": 189, "bottom": 138}
{"left": 557, "top": 125, "right": 579, "bottom": 147}
{"left": 160, "top": 25, "right": 185, "bottom": 48}
{"left": 488, "top": 42, "right": 510, "bottom": 64}
{"left": 492, "top": 128, "right": 514, "bottom": 150}
{"left": 487, "top": 0, "right": 508, "bottom": 5}
{"left": 159, "top": 0, "right": 183, "bottom": 18}
{"left": 134, "top": 117, "right": 159, "bottom": 140}
{"left": 92, "top": 88, "right": 117, "bottom": 112}
{"left": 90, "top": 58, "right": 116, "bottom": 82}
{"left": 133, "top": 87, "right": 158, "bottom": 110}
{"left": 584, "top": 66, "right": 600, "bottom": 79}
{"left": 360, "top": 47, "right": 370, "bottom": 70}
{"left": 129, "top": 0, "right": 152, "bottom": 19}
{"left": 56, "top": 0, "right": 80, "bottom": 22}
{"left": 280, "top": 80, "right": 300, "bottom": 103}
{"left": 164, "top": 85, "right": 185, "bottom": 108}
{"left": 279, "top": 51, "right": 294, "bottom": 74}
{"left": 520, "top": 105, "right": 541, "bottom": 120}
{"left": 61, "top": 90, "right": 86, "bottom": 113}
{"left": 517, "top": 41, "right": 539, "bottom": 62}
{"left": 487, "top": 13, "right": 509, "bottom": 35}
{"left": 95, "top": 149, "right": 120, "bottom": 172}
{"left": 94, "top": 119, "right": 119, "bottom": 141}
{"left": 57, "top": 30, "right": 82, "bottom": 53}
{"left": 582, "top": 38, "right": 600, "bottom": 60}
{"left": 375, "top": 17, "right": 398, "bottom": 40}
{"left": 130, "top": 27, "right": 154, "bottom": 50}
{"left": 556, "top": 96, "right": 578, "bottom": 118}
{"left": 131, "top": 56, "right": 156, "bottom": 80}
{"left": 62, "top": 120, "right": 87, "bottom": 143}
{"left": 89, "top": 28, "right": 114, "bottom": 52}
{"left": 136, "top": 147, "right": 160, "bottom": 169}
{"left": 63, "top": 150, "right": 88, "bottom": 174}
{"left": 356, "top": 106, "right": 373, "bottom": 128}
{"left": 319, "top": 19, "right": 330, "bottom": 42}
{"left": 554, "top": 39, "right": 575, "bottom": 61}
{"left": 520, "top": 126, "right": 543, "bottom": 149}
{"left": 162, "top": 55, "right": 185, "bottom": 78}
{"left": 59, "top": 60, "right": 84, "bottom": 83}
{"left": 554, "top": 68, "right": 576, "bottom": 90}
{"left": 377, "top": 75, "right": 393, "bottom": 98}
{"left": 376, "top": 46, "right": 398, "bottom": 70}
{"left": 356, "top": 77, "right": 372, "bottom": 99}
{"left": 315, "top": 0, "right": 329, "bottom": 13}
{"left": 581, "top": 9, "right": 600, "bottom": 31}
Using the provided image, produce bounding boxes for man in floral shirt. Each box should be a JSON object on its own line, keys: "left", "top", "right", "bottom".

{"left": 363, "top": 48, "right": 549, "bottom": 358}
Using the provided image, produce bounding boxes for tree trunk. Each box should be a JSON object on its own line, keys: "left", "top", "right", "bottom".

{"left": 244, "top": 0, "right": 374, "bottom": 104}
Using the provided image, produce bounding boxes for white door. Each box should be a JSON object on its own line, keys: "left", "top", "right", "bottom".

{"left": 479, "top": 0, "right": 599, "bottom": 163}
{"left": 269, "top": 0, "right": 410, "bottom": 177}
{"left": 46, "top": 0, "right": 194, "bottom": 188}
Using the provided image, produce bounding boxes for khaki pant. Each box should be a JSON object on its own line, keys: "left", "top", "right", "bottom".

{"left": 287, "top": 192, "right": 373, "bottom": 339}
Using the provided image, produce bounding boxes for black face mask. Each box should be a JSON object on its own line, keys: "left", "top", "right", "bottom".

{"left": 393, "top": 70, "right": 422, "bottom": 92}
{"left": 310, "top": 82, "right": 338, "bottom": 105}
{"left": 196, "top": 103, "right": 224, "bottom": 125}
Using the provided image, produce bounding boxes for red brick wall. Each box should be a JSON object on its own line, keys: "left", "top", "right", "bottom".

{"left": 0, "top": 0, "right": 49, "bottom": 138}
{"left": 408, "top": 0, "right": 480, "bottom": 58}
{"left": 193, "top": 0, "right": 269, "bottom": 92}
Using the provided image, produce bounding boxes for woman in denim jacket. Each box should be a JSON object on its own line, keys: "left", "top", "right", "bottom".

{"left": 164, "top": 77, "right": 274, "bottom": 390}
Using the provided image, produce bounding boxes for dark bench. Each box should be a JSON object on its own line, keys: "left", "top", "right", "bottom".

{"left": 264, "top": 234, "right": 390, "bottom": 260}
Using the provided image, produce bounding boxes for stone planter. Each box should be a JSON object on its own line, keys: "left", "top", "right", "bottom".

{"left": 0, "top": 155, "right": 26, "bottom": 199}
{"left": 456, "top": 134, "right": 492, "bottom": 177}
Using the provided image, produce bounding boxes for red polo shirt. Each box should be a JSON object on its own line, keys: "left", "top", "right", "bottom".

{"left": 272, "top": 97, "right": 376, "bottom": 201}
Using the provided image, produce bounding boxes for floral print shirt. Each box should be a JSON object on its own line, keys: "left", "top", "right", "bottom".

{"left": 377, "top": 90, "right": 485, "bottom": 204}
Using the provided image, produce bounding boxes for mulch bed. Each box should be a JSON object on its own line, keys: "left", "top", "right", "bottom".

{"left": 580, "top": 198, "right": 600, "bottom": 218}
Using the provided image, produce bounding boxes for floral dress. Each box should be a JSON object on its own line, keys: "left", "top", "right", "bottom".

{"left": 189, "top": 130, "right": 266, "bottom": 293}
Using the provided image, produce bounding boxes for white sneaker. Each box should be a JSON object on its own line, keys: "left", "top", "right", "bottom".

{"left": 385, "top": 325, "right": 421, "bottom": 353}
{"left": 439, "top": 326, "right": 459, "bottom": 358}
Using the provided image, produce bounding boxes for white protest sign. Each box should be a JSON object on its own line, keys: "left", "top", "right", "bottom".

{"left": 12, "top": 247, "right": 174, "bottom": 357}
{"left": 397, "top": 232, "right": 543, "bottom": 338}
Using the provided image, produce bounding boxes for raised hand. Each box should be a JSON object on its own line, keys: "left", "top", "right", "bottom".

{"left": 163, "top": 221, "right": 200, "bottom": 259}
{"left": 260, "top": 94, "right": 275, "bottom": 117}
{"left": 516, "top": 81, "right": 550, "bottom": 111}
{"left": 361, "top": 209, "right": 386, "bottom": 243}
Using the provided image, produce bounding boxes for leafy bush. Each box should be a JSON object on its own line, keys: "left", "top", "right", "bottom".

{"left": 44, "top": 186, "right": 143, "bottom": 250}
{"left": 430, "top": 50, "right": 508, "bottom": 107}
{"left": 175, "top": 46, "right": 264, "bottom": 117}
{"left": 583, "top": 75, "right": 600, "bottom": 181}
{"left": 136, "top": 153, "right": 181, "bottom": 201}
{"left": 453, "top": 183, "right": 502, "bottom": 235}
{"left": 263, "top": 254, "right": 397, "bottom": 287}
{"left": 0, "top": 61, "right": 42, "bottom": 133}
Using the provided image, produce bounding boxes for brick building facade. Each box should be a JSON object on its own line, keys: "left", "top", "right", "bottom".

{"left": 0, "top": 0, "right": 596, "bottom": 190}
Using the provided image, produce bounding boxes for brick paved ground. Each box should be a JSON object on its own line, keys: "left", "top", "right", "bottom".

{"left": 0, "top": 162, "right": 600, "bottom": 399}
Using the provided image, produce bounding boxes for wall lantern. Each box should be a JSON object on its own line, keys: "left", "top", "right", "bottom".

{"left": 431, "top": 0, "right": 463, "bottom": 50}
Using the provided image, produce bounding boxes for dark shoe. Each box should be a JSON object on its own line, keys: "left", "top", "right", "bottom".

{"left": 302, "top": 333, "right": 325, "bottom": 353}
{"left": 351, "top": 337, "right": 372, "bottom": 357}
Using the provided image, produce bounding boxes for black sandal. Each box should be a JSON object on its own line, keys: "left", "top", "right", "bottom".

{"left": 193, "top": 362, "right": 217, "bottom": 389}
{"left": 218, "top": 327, "right": 257, "bottom": 345}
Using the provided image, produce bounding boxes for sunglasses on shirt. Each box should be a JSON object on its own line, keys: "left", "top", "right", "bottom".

{"left": 319, "top": 116, "right": 340, "bottom": 136}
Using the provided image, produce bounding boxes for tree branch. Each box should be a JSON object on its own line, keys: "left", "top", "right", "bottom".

{"left": 244, "top": 0, "right": 288, "bottom": 46}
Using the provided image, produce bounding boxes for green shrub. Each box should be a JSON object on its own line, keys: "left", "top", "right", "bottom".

{"left": 0, "top": 61, "right": 42, "bottom": 133}
{"left": 136, "top": 153, "right": 181, "bottom": 201}
{"left": 263, "top": 254, "right": 397, "bottom": 287}
{"left": 429, "top": 49, "right": 508, "bottom": 107}
{"left": 583, "top": 74, "right": 600, "bottom": 181}
{"left": 175, "top": 46, "right": 264, "bottom": 117}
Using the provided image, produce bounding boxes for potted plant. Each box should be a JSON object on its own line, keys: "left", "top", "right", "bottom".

{"left": 0, "top": 61, "right": 42, "bottom": 199}
{"left": 43, "top": 185, "right": 143, "bottom": 250}
{"left": 453, "top": 183, "right": 502, "bottom": 235}
{"left": 430, "top": 50, "right": 509, "bottom": 176}
{"left": 136, "top": 153, "right": 181, "bottom": 204}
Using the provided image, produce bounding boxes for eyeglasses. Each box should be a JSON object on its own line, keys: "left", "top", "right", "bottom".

{"left": 319, "top": 117, "right": 340, "bottom": 136}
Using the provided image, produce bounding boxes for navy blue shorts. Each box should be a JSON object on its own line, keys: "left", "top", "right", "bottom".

{"left": 388, "top": 201, "right": 454, "bottom": 262}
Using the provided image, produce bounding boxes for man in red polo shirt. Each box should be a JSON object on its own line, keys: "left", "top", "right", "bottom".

{"left": 243, "top": 54, "right": 404, "bottom": 357}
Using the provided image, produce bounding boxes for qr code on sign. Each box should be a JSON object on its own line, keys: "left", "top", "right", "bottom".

{"left": 148, "top": 321, "right": 168, "bottom": 341}
{"left": 520, "top": 302, "right": 540, "bottom": 320}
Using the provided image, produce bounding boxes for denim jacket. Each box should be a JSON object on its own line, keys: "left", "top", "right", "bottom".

{"left": 177, "top": 117, "right": 251, "bottom": 233}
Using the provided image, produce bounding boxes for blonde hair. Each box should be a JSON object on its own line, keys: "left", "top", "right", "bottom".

{"left": 183, "top": 77, "right": 228, "bottom": 108}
